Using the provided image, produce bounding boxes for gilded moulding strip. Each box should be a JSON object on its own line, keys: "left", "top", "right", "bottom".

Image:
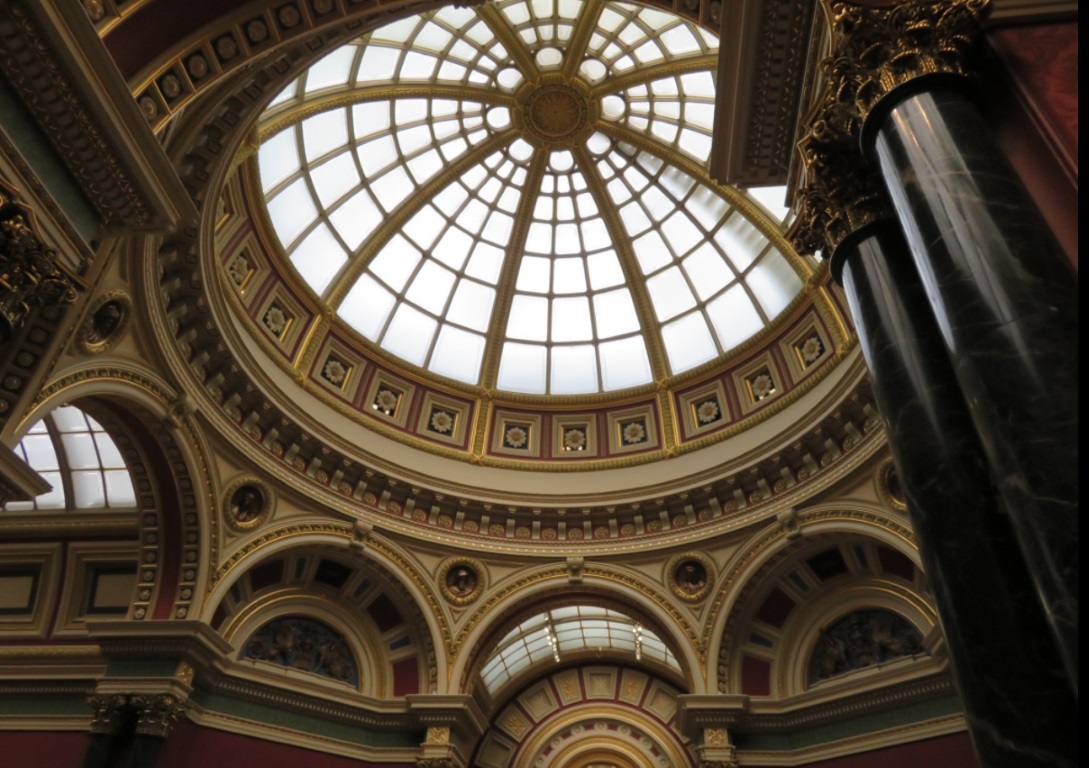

{"left": 476, "top": 151, "right": 549, "bottom": 393}
{"left": 703, "top": 505, "right": 917, "bottom": 676}
{"left": 258, "top": 84, "right": 518, "bottom": 141}
{"left": 589, "top": 54, "right": 719, "bottom": 99}
{"left": 475, "top": 3, "right": 540, "bottom": 79}
{"left": 561, "top": 0, "right": 606, "bottom": 80}
{"left": 208, "top": 523, "right": 450, "bottom": 672}
{"left": 451, "top": 565, "right": 699, "bottom": 690}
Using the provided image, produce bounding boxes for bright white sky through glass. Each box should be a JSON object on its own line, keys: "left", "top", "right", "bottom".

{"left": 5, "top": 405, "right": 136, "bottom": 512}
{"left": 258, "top": 0, "right": 801, "bottom": 394}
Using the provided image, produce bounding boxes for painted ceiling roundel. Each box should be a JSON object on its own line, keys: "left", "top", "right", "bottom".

{"left": 257, "top": 0, "right": 800, "bottom": 397}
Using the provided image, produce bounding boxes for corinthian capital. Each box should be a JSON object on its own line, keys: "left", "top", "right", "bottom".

{"left": 789, "top": 0, "right": 987, "bottom": 261}
{"left": 130, "top": 693, "right": 187, "bottom": 738}
{"left": 0, "top": 186, "right": 79, "bottom": 340}
{"left": 87, "top": 694, "right": 129, "bottom": 735}
{"left": 788, "top": 137, "right": 892, "bottom": 261}
{"left": 823, "top": 0, "right": 991, "bottom": 135}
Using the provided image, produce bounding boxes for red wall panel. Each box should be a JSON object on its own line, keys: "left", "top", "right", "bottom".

{"left": 0, "top": 731, "right": 87, "bottom": 767}
{"left": 156, "top": 720, "right": 407, "bottom": 768}
{"left": 802, "top": 731, "right": 980, "bottom": 768}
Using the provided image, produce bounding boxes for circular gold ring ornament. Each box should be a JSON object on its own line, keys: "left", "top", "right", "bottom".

{"left": 438, "top": 557, "right": 484, "bottom": 606}
{"left": 223, "top": 476, "right": 273, "bottom": 532}
{"left": 876, "top": 457, "right": 907, "bottom": 511}
{"left": 523, "top": 83, "right": 588, "bottom": 144}
{"left": 666, "top": 552, "right": 715, "bottom": 603}
{"left": 77, "top": 289, "right": 132, "bottom": 354}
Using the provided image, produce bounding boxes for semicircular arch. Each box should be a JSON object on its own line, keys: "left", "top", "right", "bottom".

{"left": 205, "top": 530, "right": 447, "bottom": 690}
{"left": 706, "top": 504, "right": 926, "bottom": 694}
{"left": 451, "top": 562, "right": 702, "bottom": 702}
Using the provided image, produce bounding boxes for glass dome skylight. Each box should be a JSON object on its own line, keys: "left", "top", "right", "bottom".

{"left": 258, "top": 0, "right": 800, "bottom": 395}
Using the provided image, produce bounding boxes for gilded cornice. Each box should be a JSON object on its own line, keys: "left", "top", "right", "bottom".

{"left": 733, "top": 673, "right": 955, "bottom": 732}
{"left": 192, "top": 664, "right": 417, "bottom": 730}
{"left": 711, "top": 0, "right": 818, "bottom": 187}
{"left": 0, "top": 129, "right": 93, "bottom": 266}
{"left": 679, "top": 670, "right": 954, "bottom": 733}
{"left": 121, "top": 0, "right": 715, "bottom": 138}
{"left": 0, "top": 0, "right": 194, "bottom": 229}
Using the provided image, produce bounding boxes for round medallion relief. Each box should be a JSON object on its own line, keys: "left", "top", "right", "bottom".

{"left": 223, "top": 477, "right": 272, "bottom": 532}
{"left": 439, "top": 558, "right": 484, "bottom": 605}
{"left": 78, "top": 290, "right": 132, "bottom": 353}
{"left": 523, "top": 83, "right": 588, "bottom": 142}
{"left": 666, "top": 552, "right": 714, "bottom": 603}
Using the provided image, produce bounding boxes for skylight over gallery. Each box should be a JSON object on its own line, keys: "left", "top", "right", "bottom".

{"left": 258, "top": 0, "right": 801, "bottom": 395}
{"left": 480, "top": 605, "right": 679, "bottom": 693}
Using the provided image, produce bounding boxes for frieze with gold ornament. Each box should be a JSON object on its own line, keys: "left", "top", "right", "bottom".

{"left": 122, "top": 0, "right": 718, "bottom": 135}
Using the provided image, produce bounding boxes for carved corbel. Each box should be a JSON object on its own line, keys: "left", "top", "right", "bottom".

{"left": 776, "top": 506, "right": 802, "bottom": 540}
{"left": 351, "top": 520, "right": 374, "bottom": 551}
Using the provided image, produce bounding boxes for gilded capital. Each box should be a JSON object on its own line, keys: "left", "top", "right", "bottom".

{"left": 788, "top": 137, "right": 892, "bottom": 262}
{"left": 823, "top": 0, "right": 991, "bottom": 134}
{"left": 131, "top": 693, "right": 187, "bottom": 738}
{"left": 88, "top": 694, "right": 129, "bottom": 735}
{"left": 0, "top": 187, "right": 79, "bottom": 340}
{"left": 416, "top": 759, "right": 457, "bottom": 768}
{"left": 789, "top": 0, "right": 988, "bottom": 262}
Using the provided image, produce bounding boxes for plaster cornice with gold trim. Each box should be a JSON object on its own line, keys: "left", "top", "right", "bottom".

{"left": 0, "top": 0, "right": 195, "bottom": 231}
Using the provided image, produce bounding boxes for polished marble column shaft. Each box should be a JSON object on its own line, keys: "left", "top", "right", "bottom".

{"left": 868, "top": 89, "right": 1078, "bottom": 693}
{"left": 837, "top": 221, "right": 1076, "bottom": 768}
